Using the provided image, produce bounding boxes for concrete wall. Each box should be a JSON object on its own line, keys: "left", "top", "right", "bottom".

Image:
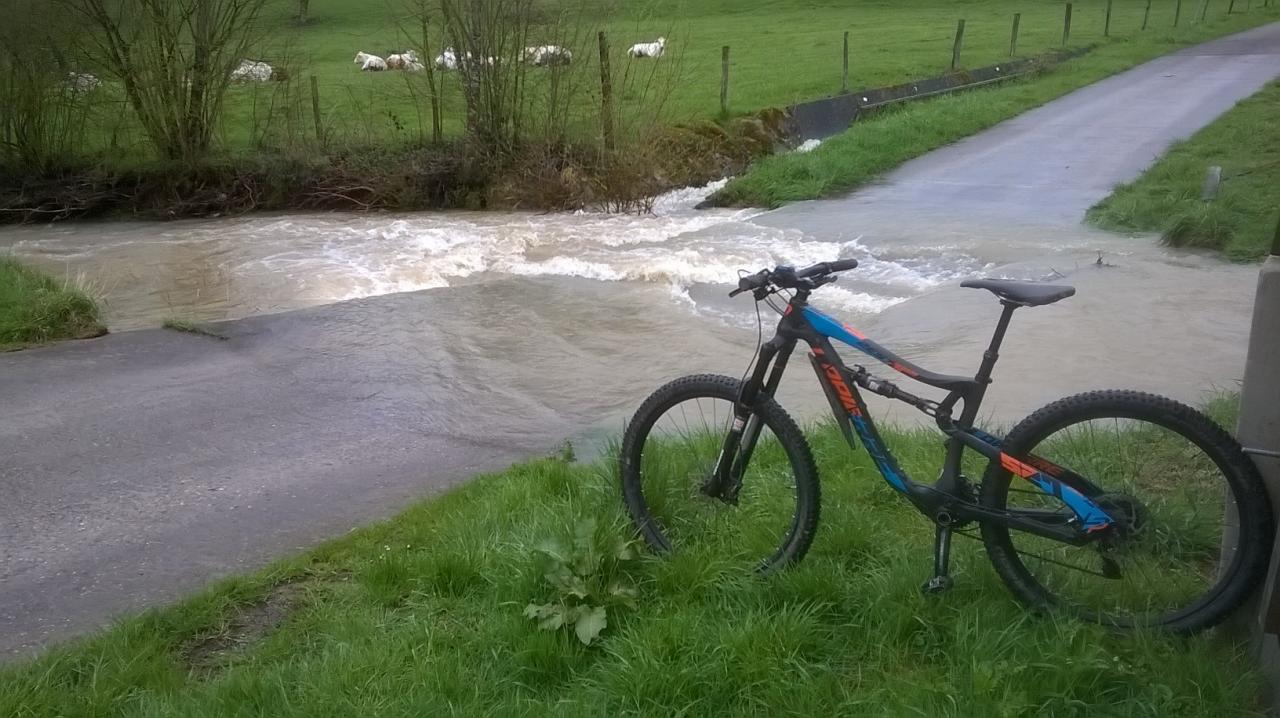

{"left": 1242, "top": 217, "right": 1280, "bottom": 706}
{"left": 787, "top": 48, "right": 1092, "bottom": 142}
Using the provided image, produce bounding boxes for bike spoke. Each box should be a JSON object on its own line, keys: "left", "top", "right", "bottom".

{"left": 1015, "top": 549, "right": 1114, "bottom": 580}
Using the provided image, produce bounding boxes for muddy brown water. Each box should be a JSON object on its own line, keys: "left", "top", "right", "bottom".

{"left": 1, "top": 180, "right": 1254, "bottom": 443}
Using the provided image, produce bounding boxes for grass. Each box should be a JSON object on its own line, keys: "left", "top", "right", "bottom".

{"left": 0, "top": 258, "right": 105, "bottom": 351}
{"left": 74, "top": 0, "right": 1280, "bottom": 157}
{"left": 710, "top": 5, "right": 1280, "bottom": 208}
{"left": 1087, "top": 80, "right": 1280, "bottom": 261}
{"left": 0, "top": 413, "right": 1263, "bottom": 716}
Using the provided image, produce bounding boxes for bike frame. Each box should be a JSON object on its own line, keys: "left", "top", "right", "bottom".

{"left": 713, "top": 287, "right": 1115, "bottom": 546}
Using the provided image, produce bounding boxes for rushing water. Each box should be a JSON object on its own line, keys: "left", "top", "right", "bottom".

{"left": 0, "top": 180, "right": 1258, "bottom": 431}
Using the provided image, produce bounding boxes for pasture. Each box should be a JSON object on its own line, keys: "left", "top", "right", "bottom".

{"left": 78, "top": 0, "right": 1221, "bottom": 158}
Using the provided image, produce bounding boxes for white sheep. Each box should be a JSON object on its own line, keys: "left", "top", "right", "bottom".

{"left": 230, "top": 60, "right": 273, "bottom": 82}
{"left": 435, "top": 48, "right": 495, "bottom": 71}
{"left": 523, "top": 45, "right": 572, "bottom": 67}
{"left": 354, "top": 51, "right": 387, "bottom": 72}
{"left": 434, "top": 48, "right": 459, "bottom": 71}
{"left": 627, "top": 37, "right": 666, "bottom": 58}
{"left": 386, "top": 50, "right": 420, "bottom": 70}
{"left": 65, "top": 72, "right": 102, "bottom": 92}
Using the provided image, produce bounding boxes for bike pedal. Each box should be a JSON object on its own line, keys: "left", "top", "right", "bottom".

{"left": 920, "top": 575, "right": 954, "bottom": 595}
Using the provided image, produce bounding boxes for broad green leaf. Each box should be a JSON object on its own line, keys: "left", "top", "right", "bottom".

{"left": 537, "top": 605, "right": 568, "bottom": 631}
{"left": 574, "top": 605, "right": 607, "bottom": 646}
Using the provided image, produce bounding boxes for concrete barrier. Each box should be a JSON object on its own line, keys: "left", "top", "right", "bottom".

{"left": 1241, "top": 215, "right": 1280, "bottom": 706}
{"left": 787, "top": 47, "right": 1094, "bottom": 142}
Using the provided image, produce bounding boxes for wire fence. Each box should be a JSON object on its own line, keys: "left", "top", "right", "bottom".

{"left": 4, "top": 0, "right": 1274, "bottom": 167}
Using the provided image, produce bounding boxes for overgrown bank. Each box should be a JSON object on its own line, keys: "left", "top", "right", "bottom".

{"left": 1087, "top": 80, "right": 1280, "bottom": 261}
{"left": 708, "top": 9, "right": 1280, "bottom": 208}
{"left": 0, "top": 113, "right": 787, "bottom": 221}
{"left": 0, "top": 258, "right": 105, "bottom": 351}
{"left": 0, "top": 411, "right": 1262, "bottom": 716}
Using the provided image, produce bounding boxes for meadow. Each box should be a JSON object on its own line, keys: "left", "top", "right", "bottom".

{"left": 79, "top": 0, "right": 1249, "bottom": 157}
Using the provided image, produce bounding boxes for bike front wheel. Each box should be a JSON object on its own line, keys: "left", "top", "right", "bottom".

{"left": 980, "top": 390, "right": 1273, "bottom": 633}
{"left": 619, "top": 374, "right": 820, "bottom": 572}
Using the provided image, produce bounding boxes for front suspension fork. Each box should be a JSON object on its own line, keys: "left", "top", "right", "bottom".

{"left": 706, "top": 338, "right": 795, "bottom": 501}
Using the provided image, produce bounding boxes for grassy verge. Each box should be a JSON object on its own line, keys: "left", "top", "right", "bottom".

{"left": 710, "top": 8, "right": 1280, "bottom": 208}
{"left": 0, "top": 415, "right": 1260, "bottom": 716}
{"left": 0, "top": 258, "right": 105, "bottom": 351}
{"left": 1087, "top": 80, "right": 1280, "bottom": 261}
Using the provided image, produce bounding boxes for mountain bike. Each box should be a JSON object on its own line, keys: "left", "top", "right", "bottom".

{"left": 619, "top": 260, "right": 1273, "bottom": 632}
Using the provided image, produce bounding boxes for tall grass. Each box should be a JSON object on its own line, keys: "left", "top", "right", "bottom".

{"left": 0, "top": 258, "right": 105, "bottom": 350}
{"left": 0, "top": 421, "right": 1261, "bottom": 715}
{"left": 1087, "top": 80, "right": 1280, "bottom": 261}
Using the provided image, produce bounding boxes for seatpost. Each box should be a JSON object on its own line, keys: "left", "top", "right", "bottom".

{"left": 975, "top": 301, "right": 1018, "bottom": 384}
{"left": 955, "top": 301, "right": 1019, "bottom": 429}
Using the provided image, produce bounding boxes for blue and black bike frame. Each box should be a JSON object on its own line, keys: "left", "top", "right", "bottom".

{"left": 710, "top": 285, "right": 1117, "bottom": 580}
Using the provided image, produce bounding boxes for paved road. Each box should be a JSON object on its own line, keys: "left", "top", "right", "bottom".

{"left": 763, "top": 21, "right": 1280, "bottom": 231}
{"left": 3, "top": 23, "right": 1278, "bottom": 660}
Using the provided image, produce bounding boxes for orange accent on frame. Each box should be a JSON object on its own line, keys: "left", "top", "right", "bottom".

{"left": 1000, "top": 453, "right": 1039, "bottom": 479}
{"left": 822, "top": 363, "right": 861, "bottom": 416}
{"left": 891, "top": 361, "right": 919, "bottom": 378}
{"left": 842, "top": 323, "right": 868, "bottom": 340}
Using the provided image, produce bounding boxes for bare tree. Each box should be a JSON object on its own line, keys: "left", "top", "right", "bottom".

{"left": 297, "top": 0, "right": 309, "bottom": 24}
{"left": 59, "top": 0, "right": 270, "bottom": 164}
{"left": 436, "top": 0, "right": 535, "bottom": 154}
{"left": 0, "top": 1, "right": 94, "bottom": 171}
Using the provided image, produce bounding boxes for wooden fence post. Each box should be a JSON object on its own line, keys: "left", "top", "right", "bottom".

{"left": 1105, "top": 0, "right": 1114, "bottom": 36}
{"left": 597, "top": 31, "right": 615, "bottom": 152}
{"left": 1175, "top": 0, "right": 1183, "bottom": 26}
{"left": 1143, "top": 0, "right": 1152, "bottom": 29}
{"left": 720, "top": 45, "right": 730, "bottom": 115}
{"left": 1063, "top": 3, "right": 1073, "bottom": 45}
{"left": 1010, "top": 13, "right": 1021, "bottom": 55}
{"left": 309, "top": 75, "right": 324, "bottom": 146}
{"left": 951, "top": 19, "right": 965, "bottom": 70}
{"left": 842, "top": 31, "right": 849, "bottom": 93}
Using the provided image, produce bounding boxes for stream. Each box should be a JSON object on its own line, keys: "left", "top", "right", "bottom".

{"left": 1, "top": 180, "right": 1256, "bottom": 437}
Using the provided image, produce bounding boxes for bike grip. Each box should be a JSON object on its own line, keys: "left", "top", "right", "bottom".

{"left": 737, "top": 270, "right": 769, "bottom": 291}
{"left": 828, "top": 258, "right": 859, "bottom": 272}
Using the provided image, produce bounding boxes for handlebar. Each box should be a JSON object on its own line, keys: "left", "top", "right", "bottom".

{"left": 729, "top": 258, "right": 859, "bottom": 298}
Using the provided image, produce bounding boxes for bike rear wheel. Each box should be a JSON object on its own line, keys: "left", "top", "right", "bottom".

{"left": 980, "top": 390, "right": 1273, "bottom": 633}
{"left": 619, "top": 374, "right": 820, "bottom": 572}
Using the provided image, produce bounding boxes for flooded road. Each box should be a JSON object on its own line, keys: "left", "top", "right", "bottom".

{"left": 2, "top": 22, "right": 1274, "bottom": 658}
{"left": 1, "top": 180, "right": 1255, "bottom": 431}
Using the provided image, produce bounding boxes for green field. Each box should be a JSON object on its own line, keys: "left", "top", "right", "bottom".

{"left": 1, "top": 408, "right": 1263, "bottom": 716}
{"left": 1088, "top": 80, "right": 1280, "bottom": 261}
{"left": 77, "top": 0, "right": 1278, "bottom": 158}
{"left": 710, "top": 3, "right": 1280, "bottom": 207}
{"left": 0, "top": 258, "right": 105, "bottom": 351}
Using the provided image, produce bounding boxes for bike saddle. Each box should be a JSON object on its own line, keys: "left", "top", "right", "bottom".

{"left": 960, "top": 278, "right": 1075, "bottom": 307}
